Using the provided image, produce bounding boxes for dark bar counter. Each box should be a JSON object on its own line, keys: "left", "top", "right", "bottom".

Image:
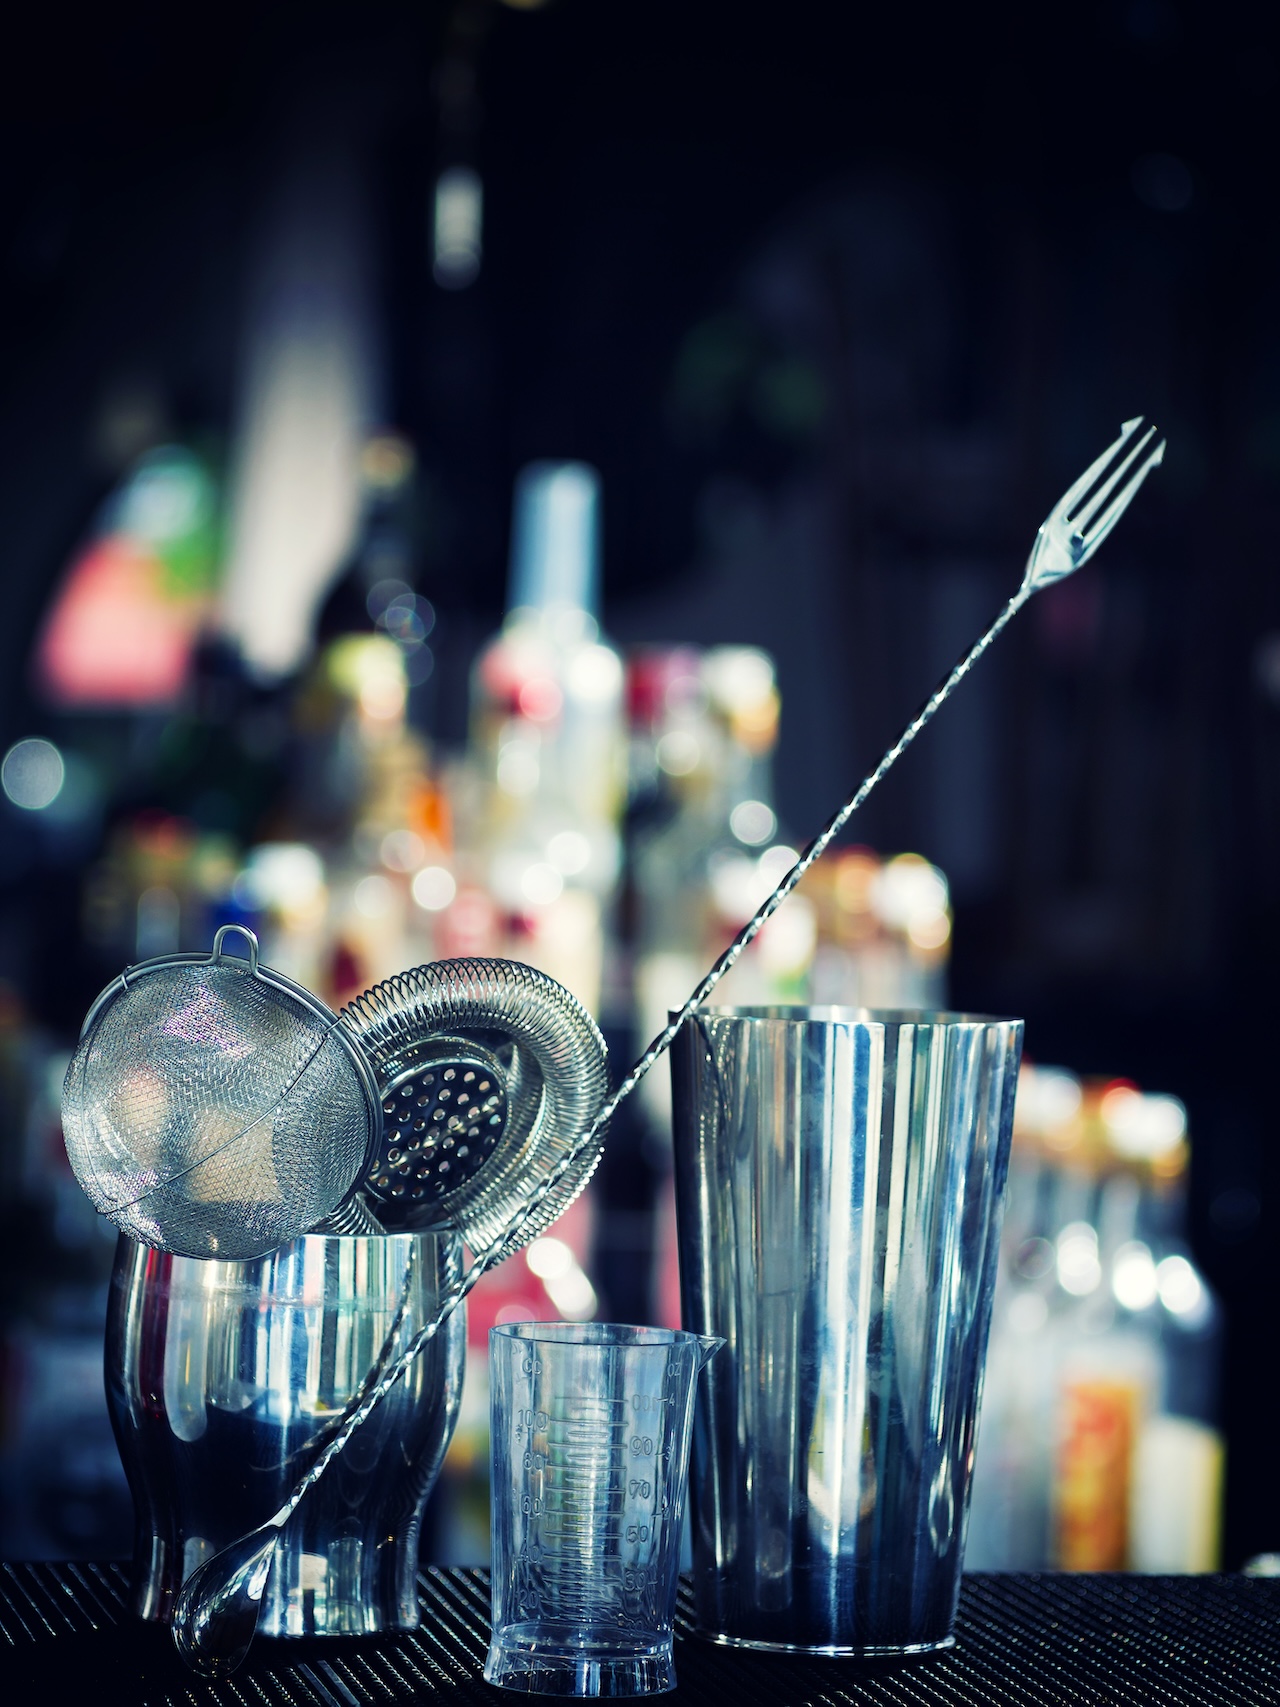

{"left": 1, "top": 1565, "right": 1278, "bottom": 1705}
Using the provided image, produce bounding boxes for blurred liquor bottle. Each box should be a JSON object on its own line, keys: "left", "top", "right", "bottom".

{"left": 422, "top": 464, "right": 625, "bottom": 1386}
{"left": 1083, "top": 1083, "right": 1224, "bottom": 1574}
{"left": 287, "top": 630, "right": 452, "bottom": 1006}
{"left": 628, "top": 645, "right": 811, "bottom": 1127}
{"left": 466, "top": 461, "right": 626, "bottom": 1017}
{"left": 965, "top": 1065, "right": 1088, "bottom": 1571}
{"left": 627, "top": 644, "right": 817, "bottom": 1328}
{"left": 804, "top": 848, "right": 951, "bottom": 1009}
{"left": 966, "top": 1067, "right": 1223, "bottom": 1573}
{"left": 1050, "top": 1113, "right": 1165, "bottom": 1576}
{"left": 421, "top": 1195, "right": 602, "bottom": 1567}
{"left": 627, "top": 646, "right": 958, "bottom": 1326}
{"left": 71, "top": 432, "right": 455, "bottom": 1005}
{"left": 276, "top": 433, "right": 452, "bottom": 1004}
{"left": 627, "top": 645, "right": 952, "bottom": 1124}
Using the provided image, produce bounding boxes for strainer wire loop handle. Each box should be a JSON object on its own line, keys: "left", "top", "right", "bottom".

{"left": 210, "top": 923, "right": 260, "bottom": 973}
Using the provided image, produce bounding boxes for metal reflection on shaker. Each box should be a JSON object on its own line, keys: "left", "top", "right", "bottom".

{"left": 671, "top": 1006, "right": 1022, "bottom": 1655}
{"left": 107, "top": 1231, "right": 466, "bottom": 1636}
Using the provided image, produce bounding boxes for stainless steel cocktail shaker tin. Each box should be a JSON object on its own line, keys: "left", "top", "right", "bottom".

{"left": 671, "top": 1006, "right": 1022, "bottom": 1655}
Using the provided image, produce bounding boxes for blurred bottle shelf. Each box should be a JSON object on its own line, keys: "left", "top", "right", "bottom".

{"left": 966, "top": 1065, "right": 1223, "bottom": 1574}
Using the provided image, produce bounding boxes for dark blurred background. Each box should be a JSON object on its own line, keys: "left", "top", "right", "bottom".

{"left": 1, "top": 0, "right": 1277, "bottom": 1572}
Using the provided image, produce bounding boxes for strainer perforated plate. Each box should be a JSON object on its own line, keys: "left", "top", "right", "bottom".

{"left": 62, "top": 926, "right": 379, "bottom": 1261}
{"left": 340, "top": 958, "right": 609, "bottom": 1255}
{"left": 362, "top": 1040, "right": 509, "bottom": 1224}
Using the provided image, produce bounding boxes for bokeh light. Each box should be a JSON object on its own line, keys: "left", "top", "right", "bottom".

{"left": 2, "top": 738, "right": 65, "bottom": 811}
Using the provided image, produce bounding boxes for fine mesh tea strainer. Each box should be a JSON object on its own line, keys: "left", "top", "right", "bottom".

{"left": 63, "top": 924, "right": 609, "bottom": 1262}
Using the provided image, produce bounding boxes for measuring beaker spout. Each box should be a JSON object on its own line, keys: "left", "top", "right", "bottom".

{"left": 695, "top": 1335, "right": 724, "bottom": 1372}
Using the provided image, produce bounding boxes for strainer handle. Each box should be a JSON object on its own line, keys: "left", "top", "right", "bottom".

{"left": 210, "top": 924, "right": 260, "bottom": 973}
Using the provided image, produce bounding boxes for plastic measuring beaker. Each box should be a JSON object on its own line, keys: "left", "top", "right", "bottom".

{"left": 486, "top": 1321, "right": 721, "bottom": 1696}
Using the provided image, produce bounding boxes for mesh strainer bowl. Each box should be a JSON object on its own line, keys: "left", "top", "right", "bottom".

{"left": 62, "top": 925, "right": 379, "bottom": 1261}
{"left": 63, "top": 928, "right": 610, "bottom": 1265}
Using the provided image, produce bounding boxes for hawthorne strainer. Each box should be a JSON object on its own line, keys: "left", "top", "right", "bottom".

{"left": 339, "top": 957, "right": 609, "bottom": 1259}
{"left": 62, "top": 926, "right": 609, "bottom": 1264}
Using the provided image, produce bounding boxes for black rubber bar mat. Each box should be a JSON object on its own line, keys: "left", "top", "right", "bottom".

{"left": 2, "top": 1564, "right": 1279, "bottom": 1705}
